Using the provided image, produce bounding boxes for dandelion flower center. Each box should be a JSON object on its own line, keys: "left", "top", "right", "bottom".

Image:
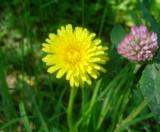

{"left": 65, "top": 47, "right": 81, "bottom": 64}
{"left": 42, "top": 24, "right": 109, "bottom": 87}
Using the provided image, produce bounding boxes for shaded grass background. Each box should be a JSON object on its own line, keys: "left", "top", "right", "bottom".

{"left": 0, "top": 0, "right": 160, "bottom": 131}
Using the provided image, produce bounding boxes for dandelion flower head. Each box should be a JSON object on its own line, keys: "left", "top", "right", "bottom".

{"left": 42, "top": 24, "right": 109, "bottom": 87}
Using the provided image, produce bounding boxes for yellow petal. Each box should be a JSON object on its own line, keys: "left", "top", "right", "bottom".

{"left": 45, "top": 38, "right": 53, "bottom": 44}
{"left": 88, "top": 57, "right": 107, "bottom": 64}
{"left": 66, "top": 70, "right": 72, "bottom": 80}
{"left": 49, "top": 33, "right": 56, "bottom": 40}
{"left": 74, "top": 78, "right": 79, "bottom": 87}
{"left": 47, "top": 65, "right": 61, "bottom": 73}
{"left": 69, "top": 76, "right": 75, "bottom": 87}
{"left": 93, "top": 39, "right": 101, "bottom": 45}
{"left": 42, "top": 43, "right": 50, "bottom": 52}
{"left": 85, "top": 75, "right": 92, "bottom": 85}
{"left": 89, "top": 33, "right": 96, "bottom": 40}
{"left": 81, "top": 73, "right": 92, "bottom": 85}
{"left": 89, "top": 69, "right": 100, "bottom": 79}
{"left": 91, "top": 64, "right": 106, "bottom": 73}
{"left": 56, "top": 68, "right": 66, "bottom": 78}
{"left": 66, "top": 24, "right": 73, "bottom": 33}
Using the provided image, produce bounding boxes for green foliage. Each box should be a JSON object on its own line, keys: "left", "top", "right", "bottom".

{"left": 139, "top": 0, "right": 160, "bottom": 41}
{"left": 111, "top": 25, "right": 126, "bottom": 49}
{"left": 139, "top": 0, "right": 160, "bottom": 124}
{"left": 139, "top": 63, "right": 160, "bottom": 123}
{"left": 0, "top": 0, "right": 160, "bottom": 131}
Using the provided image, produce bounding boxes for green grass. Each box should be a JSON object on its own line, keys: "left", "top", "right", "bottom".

{"left": 0, "top": 0, "right": 160, "bottom": 131}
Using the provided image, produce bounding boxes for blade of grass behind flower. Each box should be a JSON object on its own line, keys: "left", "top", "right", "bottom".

{"left": 84, "top": 79, "right": 102, "bottom": 127}
{"left": 0, "top": 117, "right": 23, "bottom": 130}
{"left": 0, "top": 55, "right": 15, "bottom": 122}
{"left": 108, "top": 74, "right": 134, "bottom": 132}
{"left": 75, "top": 79, "right": 102, "bottom": 128}
{"left": 53, "top": 86, "right": 67, "bottom": 124}
{"left": 32, "top": 98, "right": 49, "bottom": 132}
{"left": 99, "top": 63, "right": 131, "bottom": 98}
{"left": 96, "top": 73, "right": 128, "bottom": 130}
{"left": 81, "top": 0, "right": 85, "bottom": 27}
{"left": 114, "top": 100, "right": 147, "bottom": 132}
{"left": 19, "top": 102, "right": 32, "bottom": 132}
{"left": 96, "top": 64, "right": 133, "bottom": 130}
{"left": 98, "top": 0, "right": 108, "bottom": 37}
{"left": 22, "top": 85, "right": 49, "bottom": 132}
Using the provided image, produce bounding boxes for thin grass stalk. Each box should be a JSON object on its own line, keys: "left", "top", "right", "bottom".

{"left": 82, "top": 0, "right": 85, "bottom": 27}
{"left": 96, "top": 64, "right": 137, "bottom": 130}
{"left": 19, "top": 102, "right": 32, "bottom": 132}
{"left": 99, "top": 63, "right": 131, "bottom": 98}
{"left": 114, "top": 100, "right": 147, "bottom": 132}
{"left": 75, "top": 80, "right": 102, "bottom": 128}
{"left": 31, "top": 96, "right": 49, "bottom": 132}
{"left": 98, "top": 0, "right": 108, "bottom": 37}
{"left": 85, "top": 80, "right": 102, "bottom": 127}
{"left": 96, "top": 75, "right": 128, "bottom": 130}
{"left": 109, "top": 76, "right": 134, "bottom": 131}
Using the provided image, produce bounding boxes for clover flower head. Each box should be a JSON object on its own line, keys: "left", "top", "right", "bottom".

{"left": 42, "top": 24, "right": 109, "bottom": 87}
{"left": 117, "top": 25, "right": 159, "bottom": 61}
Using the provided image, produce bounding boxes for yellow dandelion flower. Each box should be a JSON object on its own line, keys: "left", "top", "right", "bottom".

{"left": 42, "top": 24, "right": 109, "bottom": 87}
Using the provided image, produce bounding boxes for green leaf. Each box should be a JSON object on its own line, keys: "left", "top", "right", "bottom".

{"left": 139, "top": 63, "right": 160, "bottom": 123}
{"left": 139, "top": 0, "right": 160, "bottom": 44}
{"left": 154, "top": 50, "right": 160, "bottom": 63}
{"left": 111, "top": 25, "right": 126, "bottom": 49}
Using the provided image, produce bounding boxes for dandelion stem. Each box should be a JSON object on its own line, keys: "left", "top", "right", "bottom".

{"left": 67, "top": 87, "right": 76, "bottom": 132}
